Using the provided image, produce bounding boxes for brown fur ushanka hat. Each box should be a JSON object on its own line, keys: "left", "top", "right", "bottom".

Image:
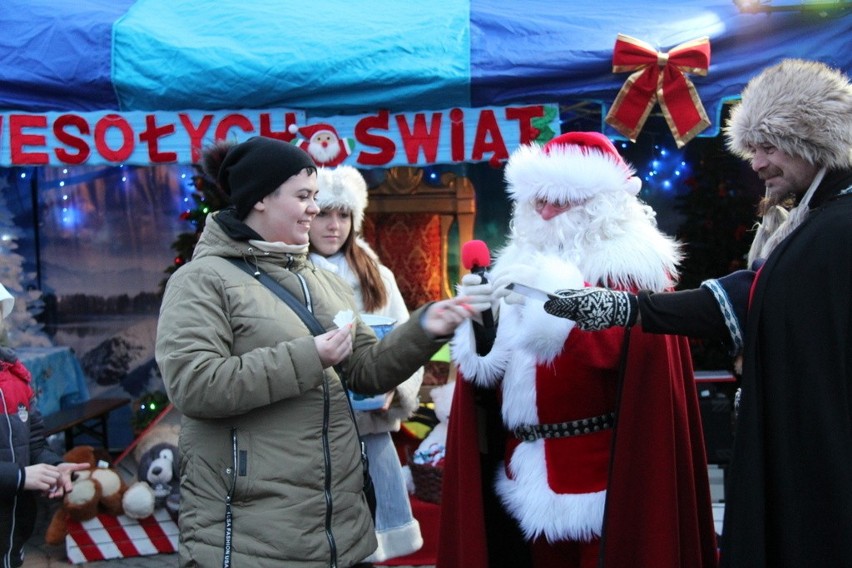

{"left": 725, "top": 59, "right": 852, "bottom": 170}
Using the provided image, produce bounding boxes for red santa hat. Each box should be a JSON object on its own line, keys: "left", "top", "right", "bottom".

{"left": 504, "top": 131, "right": 641, "bottom": 204}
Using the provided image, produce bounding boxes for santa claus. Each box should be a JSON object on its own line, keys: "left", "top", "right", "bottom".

{"left": 439, "top": 132, "right": 717, "bottom": 568}
{"left": 292, "top": 122, "right": 354, "bottom": 167}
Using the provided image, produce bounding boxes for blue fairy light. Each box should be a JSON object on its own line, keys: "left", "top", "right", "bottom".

{"left": 639, "top": 145, "right": 691, "bottom": 195}
{"left": 60, "top": 206, "right": 81, "bottom": 228}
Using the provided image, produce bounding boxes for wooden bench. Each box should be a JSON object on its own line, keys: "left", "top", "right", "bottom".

{"left": 43, "top": 397, "right": 130, "bottom": 452}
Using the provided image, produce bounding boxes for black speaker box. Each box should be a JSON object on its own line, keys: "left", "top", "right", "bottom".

{"left": 698, "top": 387, "right": 735, "bottom": 465}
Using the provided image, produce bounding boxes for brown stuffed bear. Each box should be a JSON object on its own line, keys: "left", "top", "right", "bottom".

{"left": 44, "top": 446, "right": 128, "bottom": 546}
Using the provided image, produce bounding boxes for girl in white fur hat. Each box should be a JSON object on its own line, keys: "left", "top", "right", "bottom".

{"left": 309, "top": 166, "right": 424, "bottom": 563}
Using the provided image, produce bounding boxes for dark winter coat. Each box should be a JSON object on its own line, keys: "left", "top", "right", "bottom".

{"left": 0, "top": 349, "right": 62, "bottom": 568}
{"left": 639, "top": 168, "right": 852, "bottom": 567}
{"left": 156, "top": 214, "right": 447, "bottom": 568}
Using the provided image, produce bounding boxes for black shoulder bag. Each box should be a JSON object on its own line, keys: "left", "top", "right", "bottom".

{"left": 227, "top": 259, "right": 377, "bottom": 521}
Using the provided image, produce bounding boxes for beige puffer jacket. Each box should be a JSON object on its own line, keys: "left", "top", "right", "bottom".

{"left": 156, "top": 215, "right": 445, "bottom": 568}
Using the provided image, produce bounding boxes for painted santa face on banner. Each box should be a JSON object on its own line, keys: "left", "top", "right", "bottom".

{"left": 308, "top": 131, "right": 341, "bottom": 163}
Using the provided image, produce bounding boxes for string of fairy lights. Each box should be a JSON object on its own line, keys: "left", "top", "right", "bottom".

{"left": 618, "top": 141, "right": 692, "bottom": 197}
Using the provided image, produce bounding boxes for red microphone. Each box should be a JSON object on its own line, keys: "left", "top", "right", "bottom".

{"left": 461, "top": 239, "right": 491, "bottom": 278}
{"left": 461, "top": 240, "right": 494, "bottom": 329}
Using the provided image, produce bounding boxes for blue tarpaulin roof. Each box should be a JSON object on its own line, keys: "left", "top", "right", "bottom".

{"left": 2, "top": 0, "right": 850, "bottom": 136}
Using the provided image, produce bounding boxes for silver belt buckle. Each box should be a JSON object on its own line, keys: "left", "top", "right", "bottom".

{"left": 514, "top": 425, "right": 539, "bottom": 441}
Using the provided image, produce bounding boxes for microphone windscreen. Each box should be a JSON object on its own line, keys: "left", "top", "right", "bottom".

{"left": 461, "top": 240, "right": 491, "bottom": 270}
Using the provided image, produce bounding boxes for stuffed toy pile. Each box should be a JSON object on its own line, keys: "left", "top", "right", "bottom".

{"left": 44, "top": 446, "right": 128, "bottom": 546}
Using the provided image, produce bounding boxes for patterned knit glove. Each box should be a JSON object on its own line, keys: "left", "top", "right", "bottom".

{"left": 543, "top": 287, "right": 638, "bottom": 331}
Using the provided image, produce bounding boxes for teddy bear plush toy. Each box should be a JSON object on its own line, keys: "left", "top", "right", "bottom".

{"left": 122, "top": 442, "right": 180, "bottom": 522}
{"left": 44, "top": 445, "right": 128, "bottom": 546}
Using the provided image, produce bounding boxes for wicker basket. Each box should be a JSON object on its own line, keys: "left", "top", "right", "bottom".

{"left": 409, "top": 461, "right": 444, "bottom": 504}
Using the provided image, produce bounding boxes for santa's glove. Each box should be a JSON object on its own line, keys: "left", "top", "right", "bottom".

{"left": 543, "top": 287, "right": 638, "bottom": 331}
{"left": 457, "top": 273, "right": 507, "bottom": 325}
{"left": 491, "top": 274, "right": 526, "bottom": 305}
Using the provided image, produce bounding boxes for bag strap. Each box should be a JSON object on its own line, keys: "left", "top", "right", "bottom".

{"left": 227, "top": 258, "right": 324, "bottom": 335}
{"left": 226, "top": 257, "right": 366, "bottom": 432}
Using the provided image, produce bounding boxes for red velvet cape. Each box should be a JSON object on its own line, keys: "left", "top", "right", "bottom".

{"left": 437, "top": 327, "right": 717, "bottom": 568}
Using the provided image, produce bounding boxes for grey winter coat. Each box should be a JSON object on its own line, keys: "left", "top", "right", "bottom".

{"left": 155, "top": 215, "right": 446, "bottom": 568}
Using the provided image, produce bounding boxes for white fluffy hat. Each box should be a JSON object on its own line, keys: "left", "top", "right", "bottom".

{"left": 504, "top": 131, "right": 641, "bottom": 204}
{"left": 315, "top": 166, "right": 369, "bottom": 232}
{"left": 725, "top": 59, "right": 852, "bottom": 169}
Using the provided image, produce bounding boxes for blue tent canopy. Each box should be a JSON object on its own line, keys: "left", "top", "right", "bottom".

{"left": 2, "top": 0, "right": 850, "bottom": 137}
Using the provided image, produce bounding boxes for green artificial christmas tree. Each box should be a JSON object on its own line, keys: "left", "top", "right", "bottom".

{"left": 162, "top": 165, "right": 228, "bottom": 288}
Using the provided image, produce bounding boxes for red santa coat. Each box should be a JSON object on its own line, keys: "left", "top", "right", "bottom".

{"left": 493, "top": 320, "right": 624, "bottom": 542}
{"left": 440, "top": 253, "right": 717, "bottom": 567}
{"left": 439, "top": 329, "right": 716, "bottom": 568}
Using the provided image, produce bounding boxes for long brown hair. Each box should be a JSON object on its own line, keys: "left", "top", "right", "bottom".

{"left": 339, "top": 229, "right": 388, "bottom": 313}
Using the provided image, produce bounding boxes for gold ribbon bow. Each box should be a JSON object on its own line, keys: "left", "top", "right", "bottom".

{"left": 605, "top": 34, "right": 711, "bottom": 147}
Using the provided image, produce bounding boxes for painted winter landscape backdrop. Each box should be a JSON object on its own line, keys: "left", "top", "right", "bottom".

{"left": 2, "top": 165, "right": 195, "bottom": 447}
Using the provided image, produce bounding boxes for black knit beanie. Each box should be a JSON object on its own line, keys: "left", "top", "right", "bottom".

{"left": 218, "top": 137, "right": 316, "bottom": 219}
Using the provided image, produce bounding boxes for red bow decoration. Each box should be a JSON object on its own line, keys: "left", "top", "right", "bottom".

{"left": 605, "top": 34, "right": 711, "bottom": 147}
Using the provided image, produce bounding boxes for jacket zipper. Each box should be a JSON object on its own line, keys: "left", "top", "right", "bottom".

{"left": 2, "top": 388, "right": 16, "bottom": 568}
{"left": 293, "top": 270, "right": 337, "bottom": 566}
{"left": 322, "top": 374, "right": 338, "bottom": 567}
{"left": 222, "top": 428, "right": 238, "bottom": 568}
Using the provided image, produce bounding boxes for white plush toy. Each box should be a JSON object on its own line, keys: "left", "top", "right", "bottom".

{"left": 411, "top": 380, "right": 455, "bottom": 467}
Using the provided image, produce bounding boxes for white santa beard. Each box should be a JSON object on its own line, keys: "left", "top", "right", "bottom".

{"left": 308, "top": 140, "right": 341, "bottom": 162}
{"left": 508, "top": 192, "right": 681, "bottom": 291}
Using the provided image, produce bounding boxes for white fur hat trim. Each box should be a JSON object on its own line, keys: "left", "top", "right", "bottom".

{"left": 315, "top": 166, "right": 369, "bottom": 232}
{"left": 505, "top": 142, "right": 640, "bottom": 205}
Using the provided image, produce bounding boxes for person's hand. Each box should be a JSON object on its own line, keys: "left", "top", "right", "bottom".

{"left": 375, "top": 391, "right": 395, "bottom": 413}
{"left": 493, "top": 260, "right": 548, "bottom": 306}
{"left": 491, "top": 275, "right": 525, "bottom": 306}
{"left": 543, "top": 287, "right": 638, "bottom": 331}
{"left": 50, "top": 462, "right": 91, "bottom": 498}
{"left": 458, "top": 274, "right": 511, "bottom": 324}
{"left": 315, "top": 324, "right": 354, "bottom": 368}
{"left": 24, "top": 463, "right": 62, "bottom": 494}
{"left": 457, "top": 274, "right": 494, "bottom": 322}
{"left": 422, "top": 296, "right": 476, "bottom": 337}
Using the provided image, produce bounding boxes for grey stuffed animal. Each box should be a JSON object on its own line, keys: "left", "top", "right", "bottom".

{"left": 122, "top": 442, "right": 180, "bottom": 521}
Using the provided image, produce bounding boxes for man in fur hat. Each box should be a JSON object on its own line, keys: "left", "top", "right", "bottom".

{"left": 544, "top": 59, "right": 852, "bottom": 567}
{"left": 438, "top": 131, "right": 717, "bottom": 568}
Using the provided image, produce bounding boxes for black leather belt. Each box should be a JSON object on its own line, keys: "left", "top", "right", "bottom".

{"left": 512, "top": 412, "right": 616, "bottom": 442}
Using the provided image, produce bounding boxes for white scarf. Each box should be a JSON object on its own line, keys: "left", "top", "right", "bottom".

{"left": 748, "top": 166, "right": 827, "bottom": 266}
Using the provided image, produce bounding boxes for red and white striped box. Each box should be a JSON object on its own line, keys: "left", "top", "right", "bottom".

{"left": 65, "top": 508, "right": 178, "bottom": 564}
